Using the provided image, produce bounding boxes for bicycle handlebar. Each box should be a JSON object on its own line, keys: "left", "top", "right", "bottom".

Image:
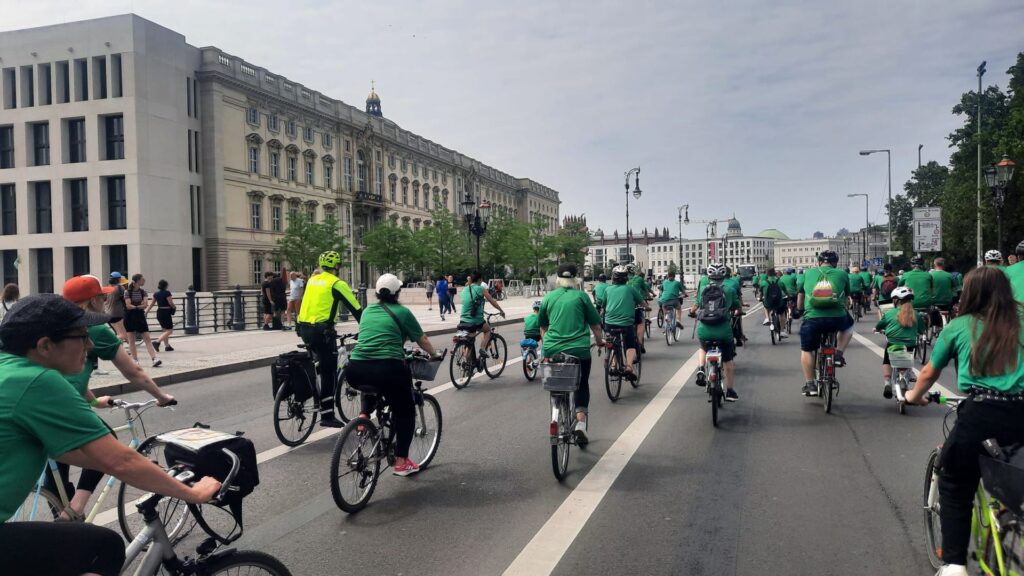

{"left": 925, "top": 391, "right": 966, "bottom": 406}
{"left": 212, "top": 448, "right": 241, "bottom": 504}
{"left": 110, "top": 398, "right": 164, "bottom": 411}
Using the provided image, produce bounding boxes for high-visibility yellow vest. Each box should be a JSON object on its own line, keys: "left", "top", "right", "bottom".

{"left": 297, "top": 271, "right": 359, "bottom": 324}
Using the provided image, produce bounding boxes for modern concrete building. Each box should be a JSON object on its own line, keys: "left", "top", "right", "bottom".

{"left": 0, "top": 14, "right": 561, "bottom": 293}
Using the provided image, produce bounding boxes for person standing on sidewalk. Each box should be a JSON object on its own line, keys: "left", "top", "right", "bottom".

{"left": 297, "top": 251, "right": 363, "bottom": 427}
{"left": 153, "top": 279, "right": 175, "bottom": 353}
{"left": 425, "top": 278, "right": 435, "bottom": 310}
{"left": 436, "top": 275, "right": 449, "bottom": 320}
{"left": 270, "top": 272, "right": 288, "bottom": 330}
{"left": 287, "top": 271, "right": 305, "bottom": 328}
{"left": 105, "top": 272, "right": 129, "bottom": 343}
{"left": 0, "top": 282, "right": 19, "bottom": 323}
{"left": 261, "top": 271, "right": 276, "bottom": 330}
{"left": 123, "top": 274, "right": 161, "bottom": 367}
{"left": 446, "top": 274, "right": 457, "bottom": 316}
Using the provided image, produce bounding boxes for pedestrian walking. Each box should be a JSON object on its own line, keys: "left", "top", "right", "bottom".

{"left": 425, "top": 278, "right": 435, "bottom": 310}
{"left": 153, "top": 279, "right": 176, "bottom": 352}
{"left": 287, "top": 271, "right": 305, "bottom": 328}
{"left": 0, "top": 283, "right": 19, "bottom": 324}
{"left": 446, "top": 274, "right": 457, "bottom": 316}
{"left": 104, "top": 272, "right": 129, "bottom": 343}
{"left": 122, "top": 274, "right": 161, "bottom": 367}
{"left": 436, "top": 275, "right": 450, "bottom": 320}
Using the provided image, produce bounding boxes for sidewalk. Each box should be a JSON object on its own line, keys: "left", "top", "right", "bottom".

{"left": 89, "top": 296, "right": 538, "bottom": 396}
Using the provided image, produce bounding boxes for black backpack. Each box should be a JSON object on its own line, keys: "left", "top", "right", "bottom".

{"left": 764, "top": 279, "right": 784, "bottom": 309}
{"left": 698, "top": 282, "right": 729, "bottom": 325}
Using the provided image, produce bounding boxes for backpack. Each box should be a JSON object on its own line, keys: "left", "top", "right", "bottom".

{"left": 698, "top": 282, "right": 729, "bottom": 325}
{"left": 764, "top": 279, "right": 784, "bottom": 309}
{"left": 881, "top": 275, "right": 898, "bottom": 299}
{"left": 808, "top": 267, "right": 842, "bottom": 309}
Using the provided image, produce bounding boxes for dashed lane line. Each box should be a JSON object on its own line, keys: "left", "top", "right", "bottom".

{"left": 849, "top": 331, "right": 955, "bottom": 397}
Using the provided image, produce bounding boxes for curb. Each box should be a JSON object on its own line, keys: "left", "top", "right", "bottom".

{"left": 90, "top": 316, "right": 526, "bottom": 397}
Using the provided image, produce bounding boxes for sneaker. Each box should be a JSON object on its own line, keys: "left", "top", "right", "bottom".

{"left": 573, "top": 419, "right": 589, "bottom": 446}
{"left": 320, "top": 415, "right": 345, "bottom": 428}
{"left": 935, "top": 565, "right": 968, "bottom": 576}
{"left": 153, "top": 342, "right": 161, "bottom": 352}
{"left": 725, "top": 389, "right": 739, "bottom": 402}
{"left": 695, "top": 369, "right": 707, "bottom": 387}
{"left": 883, "top": 381, "right": 893, "bottom": 399}
{"left": 762, "top": 319, "right": 770, "bottom": 326}
{"left": 393, "top": 458, "right": 421, "bottom": 477}
{"left": 834, "top": 350, "right": 846, "bottom": 367}
{"left": 802, "top": 381, "right": 817, "bottom": 396}
{"left": 779, "top": 332, "right": 788, "bottom": 339}
{"left": 93, "top": 368, "right": 111, "bottom": 376}
{"left": 152, "top": 358, "right": 162, "bottom": 368}
{"left": 262, "top": 325, "right": 272, "bottom": 331}
{"left": 165, "top": 345, "right": 175, "bottom": 352}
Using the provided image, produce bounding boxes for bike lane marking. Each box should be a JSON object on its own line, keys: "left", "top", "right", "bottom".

{"left": 502, "top": 350, "right": 701, "bottom": 576}
{"left": 850, "top": 331, "right": 955, "bottom": 397}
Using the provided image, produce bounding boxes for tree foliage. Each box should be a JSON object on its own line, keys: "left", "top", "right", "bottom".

{"left": 360, "top": 220, "right": 414, "bottom": 275}
{"left": 273, "top": 215, "right": 347, "bottom": 275}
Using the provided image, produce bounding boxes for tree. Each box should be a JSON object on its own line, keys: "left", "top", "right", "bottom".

{"left": 525, "top": 214, "right": 553, "bottom": 279}
{"left": 273, "top": 215, "right": 347, "bottom": 275}
{"left": 667, "top": 261, "right": 678, "bottom": 275}
{"left": 415, "top": 207, "right": 471, "bottom": 279}
{"left": 550, "top": 219, "right": 589, "bottom": 268}
{"left": 361, "top": 220, "right": 414, "bottom": 274}
{"left": 480, "top": 212, "right": 529, "bottom": 279}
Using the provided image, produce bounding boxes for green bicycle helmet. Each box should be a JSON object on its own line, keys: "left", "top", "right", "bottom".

{"left": 318, "top": 250, "right": 342, "bottom": 269}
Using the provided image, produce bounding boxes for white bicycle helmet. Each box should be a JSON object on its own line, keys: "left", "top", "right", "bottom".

{"left": 890, "top": 286, "right": 914, "bottom": 302}
{"left": 985, "top": 249, "right": 1003, "bottom": 263}
{"left": 611, "top": 265, "right": 630, "bottom": 280}
{"left": 706, "top": 262, "right": 727, "bottom": 280}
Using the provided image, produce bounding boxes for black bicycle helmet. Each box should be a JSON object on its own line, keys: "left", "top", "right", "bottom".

{"left": 910, "top": 255, "right": 924, "bottom": 267}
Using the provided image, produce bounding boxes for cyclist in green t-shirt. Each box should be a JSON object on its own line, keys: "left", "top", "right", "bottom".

{"left": 984, "top": 249, "right": 1004, "bottom": 269}
{"left": 723, "top": 268, "right": 746, "bottom": 346}
{"left": 859, "top": 269, "right": 873, "bottom": 312}
{"left": 523, "top": 301, "right": 542, "bottom": 341}
{"left": 848, "top": 266, "right": 865, "bottom": 312}
{"left": 658, "top": 271, "right": 685, "bottom": 331}
{"left": 874, "top": 286, "right": 926, "bottom": 399}
{"left": 898, "top": 256, "right": 935, "bottom": 311}
{"left": 690, "top": 263, "right": 742, "bottom": 401}
{"left": 459, "top": 270, "right": 506, "bottom": 359}
{"left": 930, "top": 257, "right": 957, "bottom": 328}
{"left": 598, "top": 266, "right": 644, "bottom": 380}
{"left": 626, "top": 263, "right": 653, "bottom": 354}
{"left": 1006, "top": 240, "right": 1024, "bottom": 304}
{"left": 591, "top": 274, "right": 609, "bottom": 312}
{"left": 795, "top": 251, "right": 854, "bottom": 396}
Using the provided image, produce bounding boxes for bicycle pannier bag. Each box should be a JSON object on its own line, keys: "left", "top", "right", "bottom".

{"left": 160, "top": 427, "right": 260, "bottom": 505}
{"left": 809, "top": 269, "right": 841, "bottom": 309}
{"left": 270, "top": 350, "right": 316, "bottom": 402}
{"left": 698, "top": 282, "right": 729, "bottom": 325}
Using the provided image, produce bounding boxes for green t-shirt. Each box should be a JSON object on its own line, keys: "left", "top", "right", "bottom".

{"left": 523, "top": 312, "right": 541, "bottom": 337}
{"left": 756, "top": 274, "right": 766, "bottom": 287}
{"left": 659, "top": 279, "right": 683, "bottom": 304}
{"left": 780, "top": 273, "right": 799, "bottom": 297}
{"left": 600, "top": 283, "right": 644, "bottom": 327}
{"left": 930, "top": 315, "right": 1024, "bottom": 394}
{"left": 696, "top": 275, "right": 709, "bottom": 294}
{"left": 66, "top": 324, "right": 122, "bottom": 395}
{"left": 796, "top": 272, "right": 805, "bottom": 293}
{"left": 350, "top": 303, "right": 425, "bottom": 361}
{"left": 592, "top": 281, "right": 608, "bottom": 305}
{"left": 538, "top": 288, "right": 601, "bottom": 360}
{"left": 723, "top": 277, "right": 742, "bottom": 300}
{"left": 929, "top": 270, "right": 956, "bottom": 306}
{"left": 0, "top": 353, "right": 110, "bottom": 522}
{"left": 1005, "top": 261, "right": 1024, "bottom": 304}
{"left": 628, "top": 276, "right": 650, "bottom": 299}
{"left": 801, "top": 266, "right": 849, "bottom": 319}
{"left": 849, "top": 272, "right": 865, "bottom": 293}
{"left": 860, "top": 271, "right": 872, "bottom": 289}
{"left": 898, "top": 269, "right": 934, "bottom": 309}
{"left": 874, "top": 307, "right": 925, "bottom": 347}
{"left": 695, "top": 281, "right": 740, "bottom": 342}
{"left": 459, "top": 283, "right": 486, "bottom": 324}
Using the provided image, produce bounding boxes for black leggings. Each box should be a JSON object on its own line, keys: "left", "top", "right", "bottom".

{"left": 345, "top": 359, "right": 416, "bottom": 459}
{"left": 938, "top": 399, "right": 1024, "bottom": 565}
{"left": 0, "top": 521, "right": 124, "bottom": 576}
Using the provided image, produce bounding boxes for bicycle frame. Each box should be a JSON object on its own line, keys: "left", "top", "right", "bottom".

{"left": 971, "top": 484, "right": 1012, "bottom": 575}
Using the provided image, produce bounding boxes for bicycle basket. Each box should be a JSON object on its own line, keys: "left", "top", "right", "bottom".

{"left": 408, "top": 357, "right": 443, "bottom": 381}
{"left": 539, "top": 361, "right": 580, "bottom": 392}
{"left": 888, "top": 347, "right": 915, "bottom": 369}
{"left": 980, "top": 446, "right": 1024, "bottom": 520}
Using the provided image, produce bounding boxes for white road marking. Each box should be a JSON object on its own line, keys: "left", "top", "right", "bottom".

{"left": 502, "top": 351, "right": 701, "bottom": 576}
{"left": 850, "top": 331, "right": 955, "bottom": 397}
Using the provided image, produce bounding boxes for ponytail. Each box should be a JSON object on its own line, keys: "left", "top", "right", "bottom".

{"left": 896, "top": 300, "right": 916, "bottom": 328}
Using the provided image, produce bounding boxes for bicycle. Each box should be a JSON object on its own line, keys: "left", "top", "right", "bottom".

{"left": 603, "top": 328, "right": 640, "bottom": 401}
{"left": 916, "top": 311, "right": 933, "bottom": 365}
{"left": 885, "top": 343, "right": 915, "bottom": 415}
{"left": 449, "top": 312, "right": 508, "bottom": 389}
{"left": 851, "top": 294, "right": 865, "bottom": 322}
{"left": 786, "top": 297, "right": 797, "bottom": 335}
{"left": 810, "top": 331, "right": 840, "bottom": 413}
{"left": 271, "top": 332, "right": 358, "bottom": 447}
{"left": 329, "top": 349, "right": 445, "bottom": 513}
{"left": 663, "top": 305, "right": 682, "bottom": 346}
{"left": 921, "top": 392, "right": 1024, "bottom": 573}
{"left": 698, "top": 341, "right": 725, "bottom": 427}
{"left": 541, "top": 352, "right": 584, "bottom": 481}
{"left": 656, "top": 306, "right": 665, "bottom": 329}
{"left": 123, "top": 446, "right": 292, "bottom": 575}
{"left": 521, "top": 337, "right": 541, "bottom": 381}
{"left": 768, "top": 306, "right": 783, "bottom": 345}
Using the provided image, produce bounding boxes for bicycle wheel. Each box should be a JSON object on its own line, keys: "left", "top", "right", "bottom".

{"left": 118, "top": 436, "right": 194, "bottom": 544}
{"left": 329, "top": 417, "right": 381, "bottom": 513}
{"left": 551, "top": 394, "right": 571, "bottom": 481}
{"left": 334, "top": 369, "right": 361, "bottom": 424}
{"left": 483, "top": 334, "right": 508, "bottom": 378}
{"left": 665, "top": 321, "right": 672, "bottom": 346}
{"left": 823, "top": 358, "right": 835, "bottom": 414}
{"left": 199, "top": 549, "right": 294, "bottom": 576}
{"left": 523, "top": 349, "right": 538, "bottom": 381}
{"left": 990, "top": 510, "right": 1024, "bottom": 574}
{"left": 604, "top": 349, "right": 622, "bottom": 401}
{"left": 631, "top": 350, "right": 641, "bottom": 388}
{"left": 450, "top": 342, "right": 475, "bottom": 389}
{"left": 673, "top": 321, "right": 682, "bottom": 343}
{"left": 409, "top": 393, "right": 442, "bottom": 469}
{"left": 709, "top": 363, "right": 720, "bottom": 427}
{"left": 896, "top": 373, "right": 907, "bottom": 415}
{"left": 645, "top": 319, "right": 651, "bottom": 339}
{"left": 923, "top": 449, "right": 944, "bottom": 569}
{"left": 770, "top": 315, "right": 777, "bottom": 346}
{"left": 918, "top": 337, "right": 930, "bottom": 366}
{"left": 656, "top": 309, "right": 664, "bottom": 328}
{"left": 273, "top": 383, "right": 318, "bottom": 447}
{"left": 10, "top": 486, "right": 62, "bottom": 521}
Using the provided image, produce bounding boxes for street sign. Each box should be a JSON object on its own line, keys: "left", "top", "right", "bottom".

{"left": 913, "top": 206, "right": 942, "bottom": 252}
{"left": 887, "top": 251, "right": 903, "bottom": 256}
{"left": 872, "top": 257, "right": 884, "bottom": 267}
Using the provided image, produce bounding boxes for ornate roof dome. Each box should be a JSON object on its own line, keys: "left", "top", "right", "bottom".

{"left": 366, "top": 89, "right": 381, "bottom": 104}
{"left": 727, "top": 216, "right": 741, "bottom": 231}
{"left": 755, "top": 228, "right": 790, "bottom": 240}
{"left": 365, "top": 81, "right": 382, "bottom": 117}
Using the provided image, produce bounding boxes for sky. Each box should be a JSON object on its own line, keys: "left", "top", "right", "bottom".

{"left": 2, "top": 0, "right": 1023, "bottom": 240}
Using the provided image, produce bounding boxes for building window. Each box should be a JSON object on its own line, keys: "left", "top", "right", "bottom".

{"left": 250, "top": 201, "right": 262, "bottom": 229}
{"left": 344, "top": 157, "right": 353, "bottom": 190}
{"left": 268, "top": 114, "right": 279, "bottom": 131}
{"left": 70, "top": 246, "right": 90, "bottom": 277}
{"left": 271, "top": 204, "right": 282, "bottom": 232}
{"left": 247, "top": 107, "right": 259, "bottom": 126}
{"left": 375, "top": 165, "right": 383, "bottom": 195}
{"left": 68, "top": 179, "right": 88, "bottom": 232}
{"left": 108, "top": 245, "right": 128, "bottom": 276}
{"left": 0, "top": 126, "right": 13, "bottom": 169}
{"left": 249, "top": 147, "right": 260, "bottom": 173}
{"left": 389, "top": 179, "right": 397, "bottom": 203}
{"left": 388, "top": 154, "right": 395, "bottom": 169}
{"left": 34, "top": 182, "right": 51, "bottom": 233}
{"left": 288, "top": 156, "right": 297, "bottom": 181}
{"left": 401, "top": 158, "right": 407, "bottom": 172}
{"left": 413, "top": 163, "right": 418, "bottom": 177}
{"left": 324, "top": 164, "right": 333, "bottom": 189}
{"left": 106, "top": 176, "right": 126, "bottom": 230}
{"left": 288, "top": 204, "right": 298, "bottom": 222}
{"left": 323, "top": 133, "right": 332, "bottom": 148}
{"left": 32, "top": 123, "right": 49, "bottom": 166}
{"left": 104, "top": 115, "right": 124, "bottom": 160}
{"left": 303, "top": 126, "right": 313, "bottom": 142}
{"left": 34, "top": 248, "right": 53, "bottom": 293}
{"left": 268, "top": 152, "right": 279, "bottom": 178}
{"left": 413, "top": 188, "right": 419, "bottom": 208}
{"left": 357, "top": 151, "right": 367, "bottom": 192}
{"left": 442, "top": 173, "right": 447, "bottom": 185}
{"left": 1, "top": 184, "right": 15, "bottom": 235}
{"left": 344, "top": 139, "right": 351, "bottom": 153}
{"left": 401, "top": 181, "right": 408, "bottom": 204}
{"left": 286, "top": 120, "right": 296, "bottom": 137}
{"left": 252, "top": 256, "right": 262, "bottom": 286}
{"left": 307, "top": 205, "right": 316, "bottom": 222}
{"left": 68, "top": 118, "right": 86, "bottom": 163}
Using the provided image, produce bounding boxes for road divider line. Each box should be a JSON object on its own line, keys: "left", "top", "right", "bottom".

{"left": 502, "top": 351, "right": 701, "bottom": 576}
{"left": 850, "top": 331, "right": 955, "bottom": 397}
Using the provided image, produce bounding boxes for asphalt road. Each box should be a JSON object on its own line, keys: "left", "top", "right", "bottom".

{"left": 88, "top": 288, "right": 958, "bottom": 576}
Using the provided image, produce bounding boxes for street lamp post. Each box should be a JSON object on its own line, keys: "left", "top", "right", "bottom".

{"left": 848, "top": 193, "right": 869, "bottom": 267}
{"left": 859, "top": 149, "right": 891, "bottom": 262}
{"left": 624, "top": 167, "right": 642, "bottom": 264}
{"left": 461, "top": 193, "right": 490, "bottom": 272}
{"left": 705, "top": 221, "right": 717, "bottom": 269}
{"left": 976, "top": 61, "right": 987, "bottom": 265}
{"left": 677, "top": 204, "right": 689, "bottom": 278}
{"left": 984, "top": 155, "right": 1016, "bottom": 256}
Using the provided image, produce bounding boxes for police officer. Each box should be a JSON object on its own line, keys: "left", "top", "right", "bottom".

{"left": 296, "top": 251, "right": 363, "bottom": 427}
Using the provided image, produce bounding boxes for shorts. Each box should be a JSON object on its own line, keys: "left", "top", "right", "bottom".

{"left": 634, "top": 309, "right": 645, "bottom": 325}
{"left": 799, "top": 314, "right": 854, "bottom": 352}
{"left": 123, "top": 309, "right": 150, "bottom": 333}
{"left": 606, "top": 324, "right": 638, "bottom": 351}
{"left": 457, "top": 322, "right": 485, "bottom": 333}
{"left": 262, "top": 298, "right": 273, "bottom": 315}
{"left": 156, "top": 308, "right": 174, "bottom": 330}
{"left": 660, "top": 299, "right": 680, "bottom": 309}
{"left": 699, "top": 339, "right": 737, "bottom": 362}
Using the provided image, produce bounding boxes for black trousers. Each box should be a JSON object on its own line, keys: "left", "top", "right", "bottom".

{"left": 0, "top": 522, "right": 124, "bottom": 576}
{"left": 345, "top": 359, "right": 416, "bottom": 459}
{"left": 938, "top": 398, "right": 1024, "bottom": 565}
{"left": 298, "top": 323, "right": 338, "bottom": 415}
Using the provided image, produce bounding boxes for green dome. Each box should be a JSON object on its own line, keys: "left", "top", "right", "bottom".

{"left": 755, "top": 228, "right": 790, "bottom": 240}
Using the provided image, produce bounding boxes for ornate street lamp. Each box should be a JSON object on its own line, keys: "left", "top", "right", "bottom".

{"left": 462, "top": 193, "right": 490, "bottom": 271}
{"left": 624, "top": 167, "right": 642, "bottom": 264}
{"left": 985, "top": 155, "right": 1016, "bottom": 255}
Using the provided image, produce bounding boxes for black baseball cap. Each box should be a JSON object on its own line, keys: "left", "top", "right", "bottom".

{"left": 557, "top": 264, "right": 578, "bottom": 278}
{"left": 0, "top": 293, "right": 110, "bottom": 351}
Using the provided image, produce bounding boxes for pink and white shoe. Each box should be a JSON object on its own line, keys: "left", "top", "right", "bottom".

{"left": 392, "top": 458, "right": 420, "bottom": 477}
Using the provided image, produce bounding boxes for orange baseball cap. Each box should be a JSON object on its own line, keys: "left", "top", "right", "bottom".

{"left": 63, "top": 275, "right": 116, "bottom": 303}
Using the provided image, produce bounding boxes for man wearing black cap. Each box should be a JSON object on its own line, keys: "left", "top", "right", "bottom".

{"left": 0, "top": 294, "right": 220, "bottom": 576}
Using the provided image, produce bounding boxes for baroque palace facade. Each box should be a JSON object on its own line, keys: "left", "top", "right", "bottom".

{"left": 0, "top": 14, "right": 560, "bottom": 292}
